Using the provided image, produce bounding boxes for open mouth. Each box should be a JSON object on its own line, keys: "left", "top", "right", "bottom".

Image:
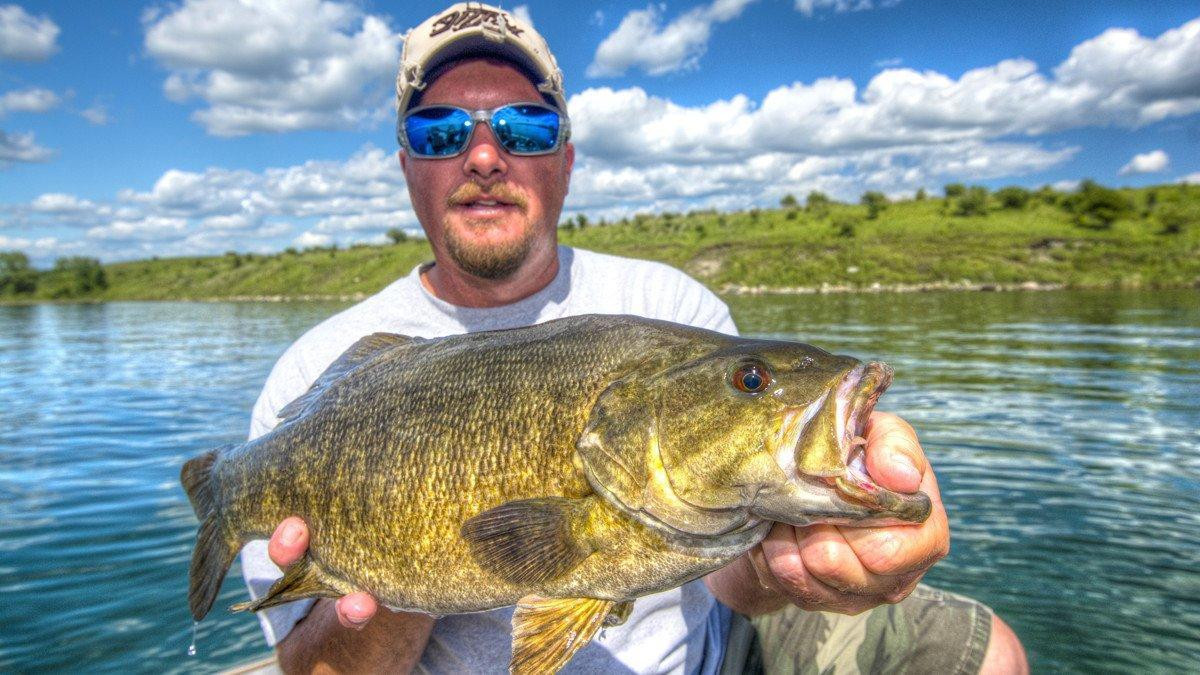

{"left": 454, "top": 195, "right": 520, "bottom": 214}
{"left": 831, "top": 362, "right": 895, "bottom": 502}
{"left": 769, "top": 362, "right": 928, "bottom": 522}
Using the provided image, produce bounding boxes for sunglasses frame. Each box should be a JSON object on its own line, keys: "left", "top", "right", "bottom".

{"left": 398, "top": 101, "right": 571, "bottom": 159}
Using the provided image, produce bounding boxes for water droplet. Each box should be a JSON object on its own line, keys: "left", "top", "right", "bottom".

{"left": 187, "top": 621, "right": 199, "bottom": 657}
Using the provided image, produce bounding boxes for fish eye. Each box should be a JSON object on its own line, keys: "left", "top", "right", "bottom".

{"left": 731, "top": 362, "right": 771, "bottom": 394}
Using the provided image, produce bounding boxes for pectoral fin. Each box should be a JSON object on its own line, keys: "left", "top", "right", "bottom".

{"left": 510, "top": 595, "right": 614, "bottom": 674}
{"left": 461, "top": 497, "right": 594, "bottom": 585}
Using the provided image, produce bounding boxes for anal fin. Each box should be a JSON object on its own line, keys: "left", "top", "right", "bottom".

{"left": 604, "top": 600, "right": 634, "bottom": 627}
{"left": 231, "top": 556, "right": 341, "bottom": 613}
{"left": 510, "top": 595, "right": 614, "bottom": 675}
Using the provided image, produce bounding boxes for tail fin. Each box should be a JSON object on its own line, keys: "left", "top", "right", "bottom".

{"left": 181, "top": 445, "right": 240, "bottom": 621}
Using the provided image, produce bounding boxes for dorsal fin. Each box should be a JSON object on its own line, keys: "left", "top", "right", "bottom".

{"left": 278, "top": 332, "right": 421, "bottom": 423}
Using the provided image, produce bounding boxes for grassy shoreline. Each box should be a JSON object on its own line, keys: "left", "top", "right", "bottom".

{"left": 3, "top": 183, "right": 1198, "bottom": 303}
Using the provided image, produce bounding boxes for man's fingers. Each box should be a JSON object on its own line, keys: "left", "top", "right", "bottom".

{"left": 265, "top": 516, "right": 382, "bottom": 629}
{"left": 863, "top": 412, "right": 926, "bottom": 492}
{"left": 267, "top": 516, "right": 309, "bottom": 568}
{"left": 335, "top": 592, "right": 378, "bottom": 629}
{"left": 797, "top": 524, "right": 875, "bottom": 594}
{"left": 756, "top": 525, "right": 892, "bottom": 615}
{"left": 841, "top": 462, "right": 951, "bottom": 577}
{"left": 758, "top": 525, "right": 840, "bottom": 610}
{"left": 746, "top": 414, "right": 950, "bottom": 615}
{"left": 840, "top": 502, "right": 950, "bottom": 577}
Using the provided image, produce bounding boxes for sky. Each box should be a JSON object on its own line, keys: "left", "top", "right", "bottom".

{"left": 1, "top": 0, "right": 1198, "bottom": 266}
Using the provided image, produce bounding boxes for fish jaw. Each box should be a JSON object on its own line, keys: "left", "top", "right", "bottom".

{"left": 756, "top": 361, "right": 931, "bottom": 526}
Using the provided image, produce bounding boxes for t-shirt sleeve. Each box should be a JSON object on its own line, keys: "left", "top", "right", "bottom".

{"left": 247, "top": 345, "right": 313, "bottom": 441}
{"left": 650, "top": 264, "right": 739, "bottom": 336}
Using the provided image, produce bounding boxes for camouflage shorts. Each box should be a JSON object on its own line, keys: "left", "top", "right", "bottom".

{"left": 720, "top": 584, "right": 994, "bottom": 675}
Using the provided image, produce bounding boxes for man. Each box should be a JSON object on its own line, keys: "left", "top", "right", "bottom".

{"left": 242, "top": 3, "right": 1027, "bottom": 672}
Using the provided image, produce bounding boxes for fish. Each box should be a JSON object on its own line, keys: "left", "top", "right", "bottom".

{"left": 181, "top": 314, "right": 930, "bottom": 673}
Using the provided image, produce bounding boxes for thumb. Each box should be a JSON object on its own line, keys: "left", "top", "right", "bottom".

{"left": 863, "top": 412, "right": 926, "bottom": 493}
{"left": 267, "top": 516, "right": 309, "bottom": 567}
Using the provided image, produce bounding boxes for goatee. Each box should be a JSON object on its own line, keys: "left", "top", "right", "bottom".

{"left": 445, "top": 224, "right": 533, "bottom": 279}
{"left": 443, "top": 182, "right": 534, "bottom": 280}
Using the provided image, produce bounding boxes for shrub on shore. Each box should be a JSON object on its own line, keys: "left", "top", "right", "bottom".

{"left": 956, "top": 186, "right": 990, "bottom": 216}
{"left": 1063, "top": 180, "right": 1132, "bottom": 229}
{"left": 0, "top": 251, "right": 38, "bottom": 295}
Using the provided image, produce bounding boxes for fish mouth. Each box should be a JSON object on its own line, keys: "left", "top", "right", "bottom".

{"left": 770, "top": 362, "right": 930, "bottom": 523}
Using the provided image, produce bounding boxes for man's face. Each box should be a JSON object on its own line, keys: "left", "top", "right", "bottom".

{"left": 400, "top": 59, "right": 574, "bottom": 280}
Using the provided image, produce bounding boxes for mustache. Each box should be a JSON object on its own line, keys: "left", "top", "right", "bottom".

{"left": 447, "top": 182, "right": 529, "bottom": 210}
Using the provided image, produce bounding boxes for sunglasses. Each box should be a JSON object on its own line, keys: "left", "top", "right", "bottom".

{"left": 399, "top": 102, "right": 570, "bottom": 159}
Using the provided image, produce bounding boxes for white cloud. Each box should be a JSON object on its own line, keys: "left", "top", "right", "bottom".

{"left": 0, "top": 233, "right": 62, "bottom": 254}
{"left": 511, "top": 5, "right": 534, "bottom": 28}
{"left": 794, "top": 1, "right": 898, "bottom": 18}
{"left": 0, "top": 4, "right": 60, "bottom": 61}
{"left": 0, "top": 129, "right": 53, "bottom": 166}
{"left": 8, "top": 144, "right": 411, "bottom": 260}
{"left": 0, "top": 88, "right": 60, "bottom": 116}
{"left": 1119, "top": 149, "right": 1169, "bottom": 175}
{"left": 588, "top": 0, "right": 757, "bottom": 77}
{"left": 80, "top": 105, "right": 111, "bottom": 125}
{"left": 5, "top": 14, "right": 1200, "bottom": 263}
{"left": 143, "top": 0, "right": 403, "bottom": 136}
{"left": 293, "top": 230, "right": 333, "bottom": 248}
{"left": 1054, "top": 18, "right": 1200, "bottom": 126}
{"left": 571, "top": 17, "right": 1200, "bottom": 165}
{"left": 570, "top": 86, "right": 757, "bottom": 163}
{"left": 87, "top": 216, "right": 188, "bottom": 242}
{"left": 314, "top": 211, "right": 416, "bottom": 233}
{"left": 120, "top": 167, "right": 259, "bottom": 216}
{"left": 199, "top": 213, "right": 259, "bottom": 231}
{"left": 1178, "top": 172, "right": 1200, "bottom": 185}
{"left": 564, "top": 140, "right": 1075, "bottom": 215}
{"left": 31, "top": 193, "right": 96, "bottom": 214}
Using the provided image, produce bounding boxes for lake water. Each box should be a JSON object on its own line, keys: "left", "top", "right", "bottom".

{"left": 0, "top": 291, "right": 1197, "bottom": 672}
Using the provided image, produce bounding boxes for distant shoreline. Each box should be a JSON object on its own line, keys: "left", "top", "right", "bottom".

{"left": 8, "top": 280, "right": 1200, "bottom": 307}
{"left": 3, "top": 183, "right": 1198, "bottom": 303}
{"left": 719, "top": 280, "right": 1070, "bottom": 294}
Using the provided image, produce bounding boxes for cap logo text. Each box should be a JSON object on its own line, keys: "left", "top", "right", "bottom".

{"left": 430, "top": 8, "right": 524, "bottom": 38}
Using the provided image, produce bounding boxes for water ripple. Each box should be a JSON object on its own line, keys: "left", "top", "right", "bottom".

{"left": 1, "top": 293, "right": 1197, "bottom": 672}
{"left": 731, "top": 290, "right": 1200, "bottom": 672}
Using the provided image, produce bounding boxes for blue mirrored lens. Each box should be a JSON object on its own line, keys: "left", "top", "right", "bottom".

{"left": 404, "top": 107, "right": 473, "bottom": 157}
{"left": 492, "top": 105, "right": 560, "bottom": 154}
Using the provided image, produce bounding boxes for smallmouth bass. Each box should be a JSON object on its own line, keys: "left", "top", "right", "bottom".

{"left": 181, "top": 314, "right": 930, "bottom": 672}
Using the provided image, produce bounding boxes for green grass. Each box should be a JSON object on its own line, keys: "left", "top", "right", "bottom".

{"left": 4, "top": 183, "right": 1199, "bottom": 302}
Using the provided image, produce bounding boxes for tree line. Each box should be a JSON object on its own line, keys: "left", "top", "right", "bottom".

{"left": 0, "top": 253, "right": 107, "bottom": 298}
{"left": 775, "top": 179, "right": 1196, "bottom": 233}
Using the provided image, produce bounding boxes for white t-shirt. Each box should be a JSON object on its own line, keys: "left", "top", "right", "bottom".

{"left": 240, "top": 246, "right": 739, "bottom": 673}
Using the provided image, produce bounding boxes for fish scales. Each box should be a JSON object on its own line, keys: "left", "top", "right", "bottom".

{"left": 182, "top": 314, "right": 931, "bottom": 673}
{"left": 213, "top": 318, "right": 700, "bottom": 606}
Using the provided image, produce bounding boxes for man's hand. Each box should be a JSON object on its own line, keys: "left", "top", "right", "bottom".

{"left": 269, "top": 517, "right": 378, "bottom": 629}
{"left": 268, "top": 517, "right": 435, "bottom": 673}
{"left": 706, "top": 411, "right": 950, "bottom": 616}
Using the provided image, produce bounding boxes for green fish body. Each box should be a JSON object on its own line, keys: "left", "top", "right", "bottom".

{"left": 182, "top": 314, "right": 929, "bottom": 672}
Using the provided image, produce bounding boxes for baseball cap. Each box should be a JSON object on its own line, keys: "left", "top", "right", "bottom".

{"left": 396, "top": 2, "right": 567, "bottom": 114}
